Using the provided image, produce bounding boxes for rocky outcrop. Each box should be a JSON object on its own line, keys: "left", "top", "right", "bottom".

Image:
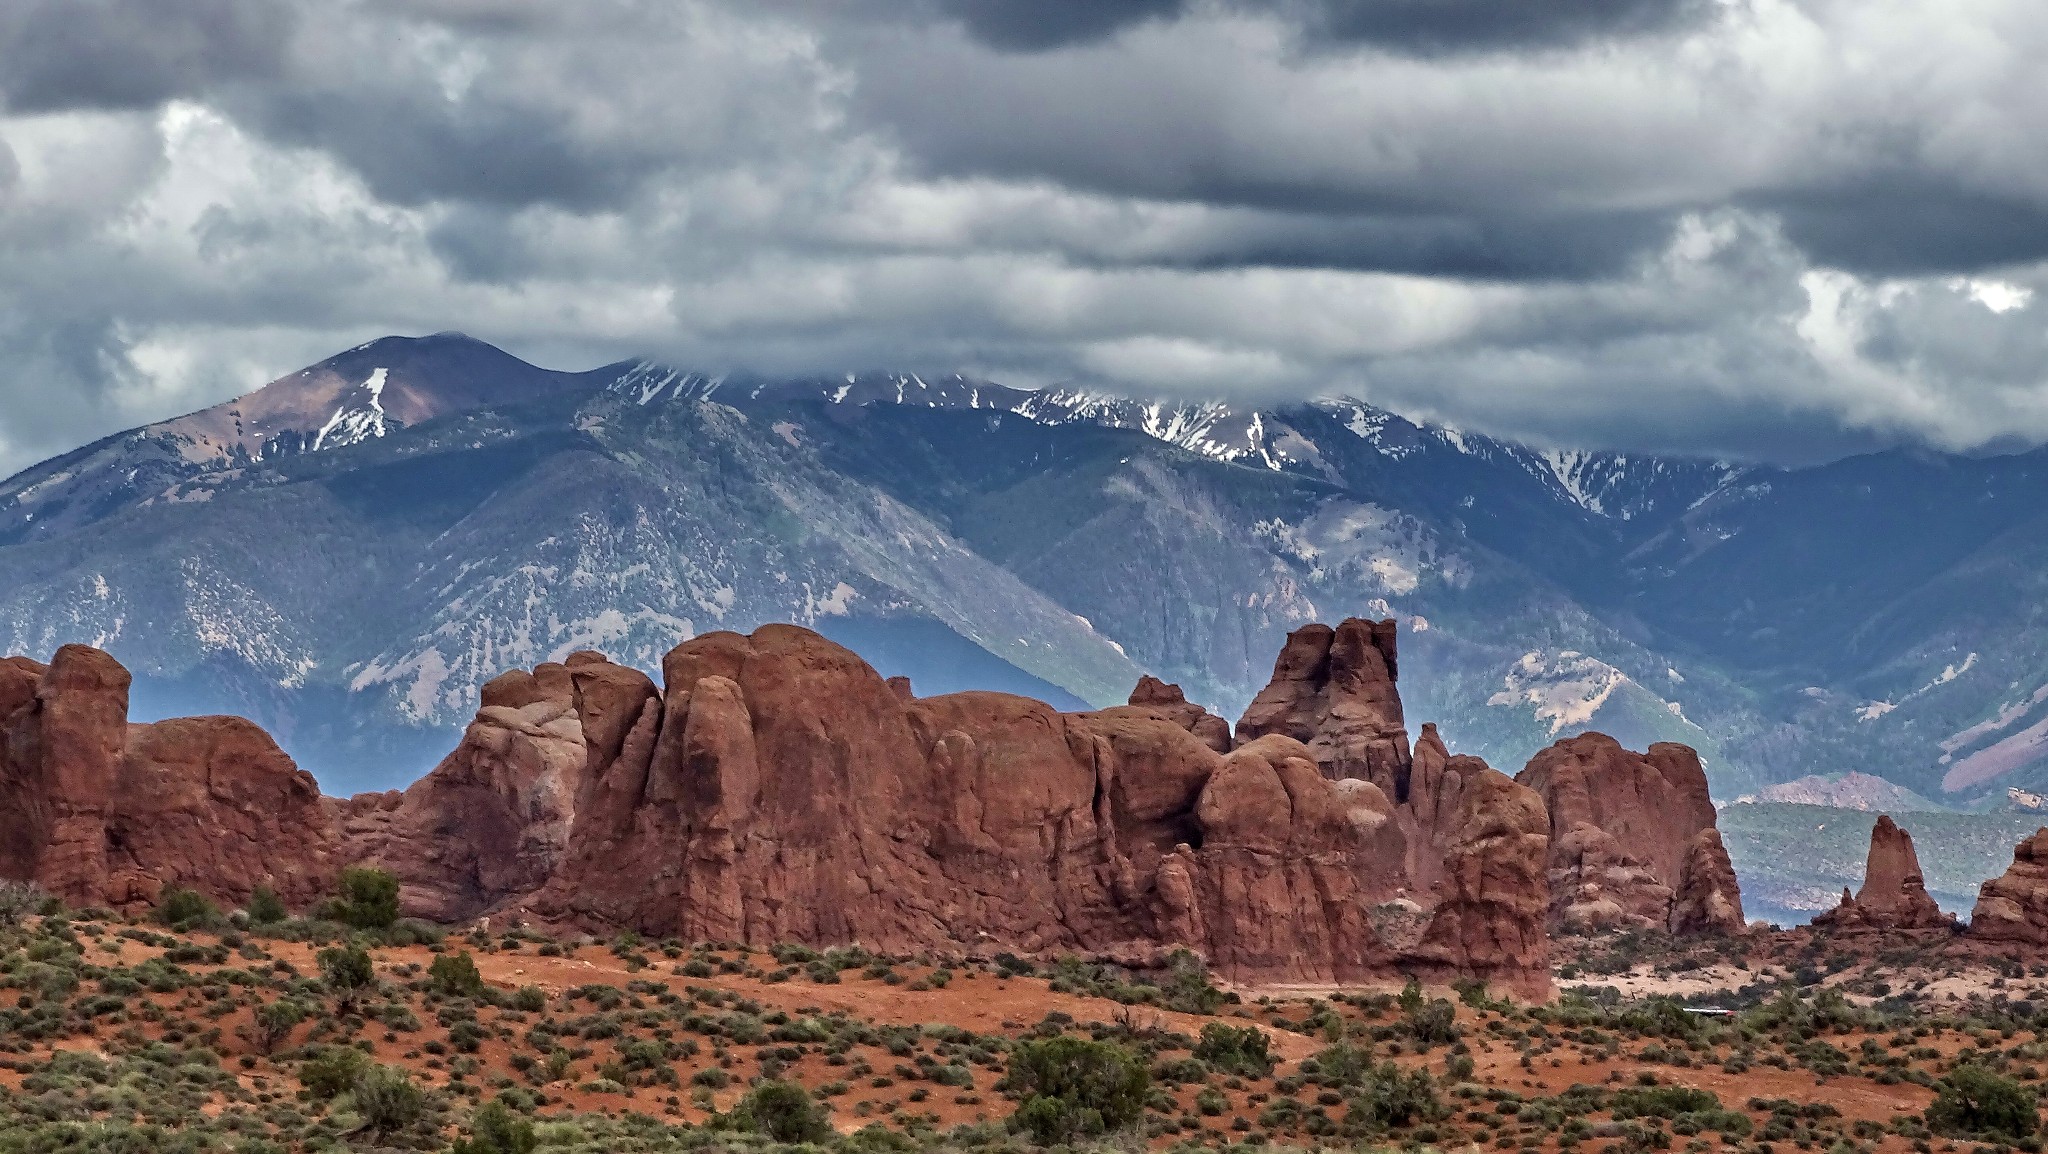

{"left": 441, "top": 621, "right": 1549, "bottom": 994}
{"left": 1814, "top": 815, "right": 1953, "bottom": 933}
{"left": 1967, "top": 828, "right": 2048, "bottom": 945}
{"left": 0, "top": 644, "right": 336, "bottom": 910}
{"left": 338, "top": 661, "right": 594, "bottom": 922}
{"left": 1236, "top": 618, "right": 1411, "bottom": 796}
{"left": 12, "top": 617, "right": 1764, "bottom": 995}
{"left": 1516, "top": 733, "right": 1744, "bottom": 935}
{"left": 1125, "top": 675, "right": 1232, "bottom": 753}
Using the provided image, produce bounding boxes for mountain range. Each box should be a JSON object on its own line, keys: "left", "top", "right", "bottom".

{"left": 0, "top": 331, "right": 2040, "bottom": 801}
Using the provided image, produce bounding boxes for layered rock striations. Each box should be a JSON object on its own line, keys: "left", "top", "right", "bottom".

{"left": 0, "top": 644, "right": 336, "bottom": 910}
{"left": 1814, "top": 815, "right": 1953, "bottom": 933}
{"left": 1515, "top": 733, "right": 1745, "bottom": 935}
{"left": 0, "top": 617, "right": 1745, "bottom": 994}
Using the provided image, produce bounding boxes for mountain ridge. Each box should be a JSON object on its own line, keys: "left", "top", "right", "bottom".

{"left": 0, "top": 332, "right": 2038, "bottom": 806}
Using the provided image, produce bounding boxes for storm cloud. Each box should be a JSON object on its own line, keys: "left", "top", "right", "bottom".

{"left": 1, "top": 0, "right": 2047, "bottom": 475}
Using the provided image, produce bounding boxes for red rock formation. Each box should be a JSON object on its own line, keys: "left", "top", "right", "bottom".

{"left": 0, "top": 644, "right": 336, "bottom": 910}
{"left": 476, "top": 623, "right": 1557, "bottom": 994}
{"left": 339, "top": 661, "right": 591, "bottom": 922}
{"left": 1236, "top": 618, "right": 1410, "bottom": 795}
{"left": 0, "top": 620, "right": 1569, "bottom": 994}
{"left": 1967, "top": 828, "right": 2048, "bottom": 945}
{"left": 1125, "top": 675, "right": 1232, "bottom": 753}
{"left": 1814, "top": 815, "right": 1953, "bottom": 933}
{"left": 1674, "top": 829, "right": 1745, "bottom": 935}
{"left": 1515, "top": 733, "right": 1744, "bottom": 935}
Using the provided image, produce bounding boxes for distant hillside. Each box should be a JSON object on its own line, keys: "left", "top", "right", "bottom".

{"left": 1719, "top": 802, "right": 2045, "bottom": 925}
{"left": 1737, "top": 771, "right": 1946, "bottom": 813}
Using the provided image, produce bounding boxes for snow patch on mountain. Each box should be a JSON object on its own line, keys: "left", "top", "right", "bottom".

{"left": 610, "top": 361, "right": 719, "bottom": 405}
{"left": 1540, "top": 450, "right": 1610, "bottom": 515}
{"left": 1489, "top": 650, "right": 1630, "bottom": 733}
{"left": 312, "top": 367, "right": 388, "bottom": 451}
{"left": 1859, "top": 652, "right": 1981, "bottom": 723}
{"left": 177, "top": 558, "right": 317, "bottom": 688}
{"left": 1253, "top": 501, "right": 1465, "bottom": 595}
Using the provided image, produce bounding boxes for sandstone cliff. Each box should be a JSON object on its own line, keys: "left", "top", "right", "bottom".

{"left": 337, "top": 658, "right": 598, "bottom": 922}
{"left": 0, "top": 644, "right": 336, "bottom": 910}
{"left": 494, "top": 623, "right": 1552, "bottom": 993}
{"left": 1515, "top": 733, "right": 1744, "bottom": 935}
{"left": 0, "top": 618, "right": 1747, "bottom": 994}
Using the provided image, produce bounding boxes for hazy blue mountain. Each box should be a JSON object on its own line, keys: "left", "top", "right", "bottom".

{"left": 3, "top": 333, "right": 2043, "bottom": 812}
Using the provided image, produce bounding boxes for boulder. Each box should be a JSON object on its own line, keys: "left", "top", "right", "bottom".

{"left": 1814, "top": 815, "right": 1954, "bottom": 933}
{"left": 1516, "top": 733, "right": 1744, "bottom": 934}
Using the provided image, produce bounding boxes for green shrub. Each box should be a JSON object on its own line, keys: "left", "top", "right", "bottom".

{"left": 1194, "top": 1023, "right": 1274, "bottom": 1077}
{"left": 246, "top": 885, "right": 288, "bottom": 925}
{"left": 324, "top": 867, "right": 400, "bottom": 930}
{"left": 1398, "top": 977, "right": 1425, "bottom": 1013}
{"left": 157, "top": 887, "right": 220, "bottom": 929}
{"left": 1927, "top": 1064, "right": 2039, "bottom": 1142}
{"left": 451, "top": 1097, "right": 538, "bottom": 1154}
{"left": 1343, "top": 1060, "right": 1441, "bottom": 1133}
{"left": 730, "top": 1079, "right": 833, "bottom": 1143}
{"left": 512, "top": 985, "right": 547, "bottom": 1012}
{"left": 1611, "top": 1086, "right": 1722, "bottom": 1119}
{"left": 1004, "top": 1035, "right": 1149, "bottom": 1145}
{"left": 316, "top": 943, "right": 376, "bottom": 1013}
{"left": 1159, "top": 949, "right": 1227, "bottom": 1014}
{"left": 353, "top": 1063, "right": 428, "bottom": 1135}
{"left": 300, "top": 1045, "right": 372, "bottom": 1099}
{"left": 247, "top": 998, "right": 307, "bottom": 1055}
{"left": 430, "top": 950, "right": 487, "bottom": 998}
{"left": 1406, "top": 999, "right": 1460, "bottom": 1048}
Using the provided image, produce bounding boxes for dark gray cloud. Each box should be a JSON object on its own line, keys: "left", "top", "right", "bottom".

{"left": 1761, "top": 180, "right": 2048, "bottom": 277}
{"left": 935, "top": 0, "right": 1186, "bottom": 51}
{"left": 909, "top": 0, "right": 1708, "bottom": 55}
{"left": 1285, "top": 0, "right": 1709, "bottom": 54}
{"left": 0, "top": 0, "right": 2046, "bottom": 478}
{"left": 0, "top": 0, "right": 294, "bottom": 112}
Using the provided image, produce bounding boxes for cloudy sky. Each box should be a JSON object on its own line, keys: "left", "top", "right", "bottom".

{"left": 2, "top": 0, "right": 2046, "bottom": 474}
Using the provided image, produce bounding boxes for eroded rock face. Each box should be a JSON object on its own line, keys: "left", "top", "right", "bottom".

{"left": 1968, "top": 828, "right": 2048, "bottom": 945}
{"left": 1236, "top": 618, "right": 1411, "bottom": 796}
{"left": 0, "top": 620, "right": 1587, "bottom": 994}
{"left": 1125, "top": 675, "right": 1232, "bottom": 753}
{"left": 480, "top": 623, "right": 1556, "bottom": 993}
{"left": 1815, "top": 815, "right": 1953, "bottom": 933}
{"left": 0, "top": 644, "right": 336, "bottom": 910}
{"left": 339, "top": 661, "right": 591, "bottom": 923}
{"left": 1516, "top": 733, "right": 1744, "bottom": 935}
